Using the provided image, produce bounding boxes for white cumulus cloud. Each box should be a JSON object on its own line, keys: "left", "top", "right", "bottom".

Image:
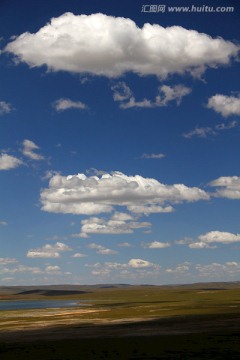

{"left": 207, "top": 94, "right": 240, "bottom": 117}
{"left": 128, "top": 258, "right": 158, "bottom": 269}
{"left": 0, "top": 153, "right": 23, "bottom": 170}
{"left": 40, "top": 171, "right": 209, "bottom": 216}
{"left": 27, "top": 242, "right": 72, "bottom": 258}
{"left": 45, "top": 265, "right": 61, "bottom": 274}
{"left": 209, "top": 176, "right": 240, "bottom": 199}
{"left": 4, "top": 13, "right": 239, "bottom": 78}
{"left": 178, "top": 230, "right": 240, "bottom": 249}
{"left": 72, "top": 253, "right": 87, "bottom": 258}
{"left": 198, "top": 231, "right": 240, "bottom": 244}
{"left": 77, "top": 215, "right": 151, "bottom": 238}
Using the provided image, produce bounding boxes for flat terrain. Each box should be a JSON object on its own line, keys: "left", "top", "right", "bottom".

{"left": 0, "top": 283, "right": 240, "bottom": 359}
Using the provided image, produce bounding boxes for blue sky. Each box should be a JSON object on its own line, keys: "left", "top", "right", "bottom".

{"left": 0, "top": 0, "right": 240, "bottom": 285}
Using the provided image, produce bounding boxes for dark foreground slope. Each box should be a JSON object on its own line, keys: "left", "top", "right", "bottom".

{"left": 0, "top": 319, "right": 240, "bottom": 360}
{"left": 0, "top": 333, "right": 239, "bottom": 360}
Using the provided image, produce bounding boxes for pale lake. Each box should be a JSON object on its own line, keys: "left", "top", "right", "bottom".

{"left": 0, "top": 300, "right": 88, "bottom": 311}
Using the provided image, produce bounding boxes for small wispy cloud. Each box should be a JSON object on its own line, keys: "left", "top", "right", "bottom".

{"left": 141, "top": 153, "right": 165, "bottom": 159}
{"left": 117, "top": 242, "right": 131, "bottom": 247}
{"left": 112, "top": 82, "right": 191, "bottom": 109}
{"left": 142, "top": 241, "right": 171, "bottom": 249}
{"left": 42, "top": 170, "right": 60, "bottom": 181}
{"left": 183, "top": 121, "right": 238, "bottom": 138}
{"left": 45, "top": 265, "right": 61, "bottom": 274}
{"left": 88, "top": 243, "right": 118, "bottom": 255}
{"left": 53, "top": 98, "right": 87, "bottom": 112}
{"left": 0, "top": 101, "right": 13, "bottom": 115}
{"left": 22, "top": 139, "right": 45, "bottom": 161}
{"left": 0, "top": 257, "right": 18, "bottom": 265}
{"left": 98, "top": 249, "right": 118, "bottom": 255}
{"left": 72, "top": 253, "right": 88, "bottom": 258}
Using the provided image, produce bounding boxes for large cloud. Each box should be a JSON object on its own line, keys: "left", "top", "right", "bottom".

{"left": 4, "top": 12, "right": 239, "bottom": 78}
{"left": 207, "top": 95, "right": 240, "bottom": 117}
{"left": 40, "top": 171, "right": 209, "bottom": 215}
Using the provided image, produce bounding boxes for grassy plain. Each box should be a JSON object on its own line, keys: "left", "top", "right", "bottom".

{"left": 0, "top": 283, "right": 240, "bottom": 359}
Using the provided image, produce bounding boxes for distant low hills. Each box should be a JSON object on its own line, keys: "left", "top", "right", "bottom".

{"left": 0, "top": 281, "right": 240, "bottom": 297}
{"left": 16, "top": 289, "right": 89, "bottom": 296}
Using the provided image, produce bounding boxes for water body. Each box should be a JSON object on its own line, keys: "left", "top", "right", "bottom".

{"left": 0, "top": 300, "right": 86, "bottom": 311}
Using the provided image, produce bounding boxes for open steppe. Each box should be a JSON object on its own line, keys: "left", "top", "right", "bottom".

{"left": 0, "top": 282, "right": 240, "bottom": 359}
